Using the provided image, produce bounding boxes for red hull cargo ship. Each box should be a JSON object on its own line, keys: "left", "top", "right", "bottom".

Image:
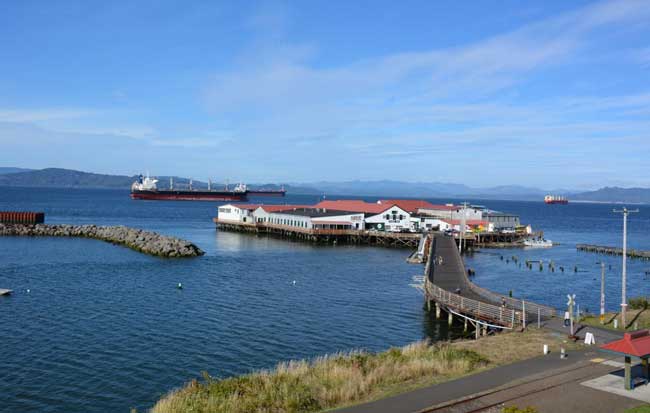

{"left": 130, "top": 175, "right": 248, "bottom": 202}
{"left": 544, "top": 195, "right": 568, "bottom": 205}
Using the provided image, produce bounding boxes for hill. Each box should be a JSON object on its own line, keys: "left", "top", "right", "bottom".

{"left": 0, "top": 167, "right": 34, "bottom": 175}
{"left": 572, "top": 187, "right": 650, "bottom": 204}
{"left": 0, "top": 168, "right": 135, "bottom": 188}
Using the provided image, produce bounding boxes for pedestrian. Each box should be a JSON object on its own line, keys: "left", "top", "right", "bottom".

{"left": 501, "top": 297, "right": 507, "bottom": 308}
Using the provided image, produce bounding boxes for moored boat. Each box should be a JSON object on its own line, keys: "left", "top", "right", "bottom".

{"left": 524, "top": 238, "right": 553, "bottom": 248}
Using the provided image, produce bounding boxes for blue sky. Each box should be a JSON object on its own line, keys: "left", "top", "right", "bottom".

{"left": 1, "top": 0, "right": 650, "bottom": 189}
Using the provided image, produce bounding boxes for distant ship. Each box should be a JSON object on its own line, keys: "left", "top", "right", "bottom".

{"left": 544, "top": 195, "right": 568, "bottom": 205}
{"left": 130, "top": 175, "right": 248, "bottom": 201}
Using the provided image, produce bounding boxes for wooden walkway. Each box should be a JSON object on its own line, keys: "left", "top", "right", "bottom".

{"left": 577, "top": 244, "right": 650, "bottom": 260}
{"left": 424, "top": 234, "right": 556, "bottom": 329}
{"left": 215, "top": 219, "right": 421, "bottom": 248}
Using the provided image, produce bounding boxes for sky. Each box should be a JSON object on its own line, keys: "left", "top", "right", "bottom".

{"left": 1, "top": 0, "right": 650, "bottom": 189}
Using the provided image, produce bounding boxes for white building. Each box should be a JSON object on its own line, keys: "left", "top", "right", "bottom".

{"left": 365, "top": 205, "right": 413, "bottom": 232}
{"left": 216, "top": 204, "right": 258, "bottom": 224}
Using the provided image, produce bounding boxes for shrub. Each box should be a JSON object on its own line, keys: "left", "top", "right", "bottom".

{"left": 629, "top": 296, "right": 650, "bottom": 310}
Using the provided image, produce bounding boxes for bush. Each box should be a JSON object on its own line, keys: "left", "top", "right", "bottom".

{"left": 629, "top": 296, "right": 650, "bottom": 310}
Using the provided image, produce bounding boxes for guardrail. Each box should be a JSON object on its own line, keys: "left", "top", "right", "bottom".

{"left": 426, "top": 282, "right": 522, "bottom": 328}
{"left": 467, "top": 282, "right": 557, "bottom": 319}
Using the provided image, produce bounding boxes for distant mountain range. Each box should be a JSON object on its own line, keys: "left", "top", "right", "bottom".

{"left": 0, "top": 167, "right": 648, "bottom": 203}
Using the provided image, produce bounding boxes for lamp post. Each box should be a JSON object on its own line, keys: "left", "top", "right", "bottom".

{"left": 597, "top": 261, "right": 605, "bottom": 324}
{"left": 613, "top": 207, "right": 638, "bottom": 329}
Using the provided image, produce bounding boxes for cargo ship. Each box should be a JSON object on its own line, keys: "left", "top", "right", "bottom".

{"left": 247, "top": 186, "right": 286, "bottom": 197}
{"left": 130, "top": 175, "right": 248, "bottom": 201}
{"left": 544, "top": 195, "right": 568, "bottom": 205}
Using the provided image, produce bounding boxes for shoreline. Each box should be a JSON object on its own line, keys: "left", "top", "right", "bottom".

{"left": 151, "top": 328, "right": 582, "bottom": 413}
{"left": 0, "top": 223, "right": 204, "bottom": 257}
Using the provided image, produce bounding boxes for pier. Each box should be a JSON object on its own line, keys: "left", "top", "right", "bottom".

{"left": 423, "top": 233, "right": 556, "bottom": 333}
{"left": 474, "top": 230, "right": 544, "bottom": 247}
{"left": 215, "top": 219, "right": 421, "bottom": 248}
{"left": 577, "top": 244, "right": 650, "bottom": 260}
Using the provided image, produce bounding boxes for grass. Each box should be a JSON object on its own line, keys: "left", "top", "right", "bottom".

{"left": 625, "top": 406, "right": 650, "bottom": 412}
{"left": 581, "top": 309, "right": 650, "bottom": 331}
{"left": 152, "top": 329, "right": 579, "bottom": 413}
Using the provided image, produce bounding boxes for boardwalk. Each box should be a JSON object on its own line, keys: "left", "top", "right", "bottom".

{"left": 424, "top": 233, "right": 556, "bottom": 330}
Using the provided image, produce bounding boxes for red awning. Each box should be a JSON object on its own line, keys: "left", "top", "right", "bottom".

{"left": 601, "top": 330, "right": 650, "bottom": 358}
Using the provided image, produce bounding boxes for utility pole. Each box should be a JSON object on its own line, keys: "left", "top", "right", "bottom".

{"left": 459, "top": 202, "right": 469, "bottom": 254}
{"left": 613, "top": 207, "right": 639, "bottom": 329}
{"left": 598, "top": 261, "right": 606, "bottom": 324}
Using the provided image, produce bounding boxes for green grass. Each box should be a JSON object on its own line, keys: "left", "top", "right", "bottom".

{"left": 581, "top": 309, "right": 650, "bottom": 331}
{"left": 153, "top": 329, "right": 580, "bottom": 413}
{"left": 625, "top": 406, "right": 650, "bottom": 412}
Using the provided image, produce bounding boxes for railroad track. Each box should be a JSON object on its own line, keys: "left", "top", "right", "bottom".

{"left": 419, "top": 357, "right": 618, "bottom": 413}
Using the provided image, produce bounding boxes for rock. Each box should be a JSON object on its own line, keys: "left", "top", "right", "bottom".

{"left": 0, "top": 224, "right": 204, "bottom": 258}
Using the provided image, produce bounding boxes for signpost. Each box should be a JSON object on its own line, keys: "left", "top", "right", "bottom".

{"left": 567, "top": 294, "right": 576, "bottom": 337}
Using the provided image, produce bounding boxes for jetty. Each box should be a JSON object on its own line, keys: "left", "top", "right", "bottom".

{"left": 0, "top": 289, "right": 12, "bottom": 296}
{"left": 0, "top": 224, "right": 204, "bottom": 258}
{"left": 422, "top": 233, "right": 556, "bottom": 334}
{"left": 215, "top": 219, "right": 421, "bottom": 248}
{"left": 577, "top": 244, "right": 650, "bottom": 260}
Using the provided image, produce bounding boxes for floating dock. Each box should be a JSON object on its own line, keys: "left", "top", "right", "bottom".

{"left": 577, "top": 244, "right": 650, "bottom": 260}
{"left": 0, "top": 211, "right": 45, "bottom": 225}
{"left": 0, "top": 289, "right": 13, "bottom": 296}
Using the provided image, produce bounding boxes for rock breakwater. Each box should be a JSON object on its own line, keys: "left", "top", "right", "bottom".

{"left": 0, "top": 224, "right": 204, "bottom": 257}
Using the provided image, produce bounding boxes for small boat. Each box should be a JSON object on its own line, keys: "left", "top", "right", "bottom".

{"left": 524, "top": 239, "right": 553, "bottom": 248}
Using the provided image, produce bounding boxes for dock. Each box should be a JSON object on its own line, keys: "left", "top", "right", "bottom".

{"left": 0, "top": 289, "right": 13, "bottom": 296}
{"left": 474, "top": 230, "right": 544, "bottom": 248}
{"left": 214, "top": 219, "right": 421, "bottom": 248}
{"left": 577, "top": 244, "right": 650, "bottom": 260}
{"left": 423, "top": 233, "right": 556, "bottom": 334}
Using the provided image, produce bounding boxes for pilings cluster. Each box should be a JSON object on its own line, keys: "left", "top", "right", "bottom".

{"left": 216, "top": 221, "right": 421, "bottom": 248}
{"left": 577, "top": 244, "right": 650, "bottom": 260}
{"left": 0, "top": 224, "right": 204, "bottom": 257}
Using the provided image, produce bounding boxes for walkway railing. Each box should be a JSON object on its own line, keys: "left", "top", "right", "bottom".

{"left": 467, "top": 282, "right": 557, "bottom": 319}
{"left": 425, "top": 282, "right": 522, "bottom": 328}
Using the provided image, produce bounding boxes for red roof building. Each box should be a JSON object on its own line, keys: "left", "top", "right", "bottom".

{"left": 601, "top": 331, "right": 650, "bottom": 358}
{"left": 601, "top": 330, "right": 650, "bottom": 390}
{"left": 258, "top": 205, "right": 312, "bottom": 212}
{"left": 314, "top": 200, "right": 387, "bottom": 214}
{"left": 377, "top": 199, "right": 438, "bottom": 213}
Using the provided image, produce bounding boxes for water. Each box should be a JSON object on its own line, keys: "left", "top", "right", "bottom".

{"left": 462, "top": 200, "right": 650, "bottom": 313}
{"left": 0, "top": 188, "right": 457, "bottom": 413}
{"left": 1, "top": 189, "right": 648, "bottom": 412}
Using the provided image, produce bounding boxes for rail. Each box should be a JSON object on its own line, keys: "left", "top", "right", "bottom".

{"left": 425, "top": 282, "right": 522, "bottom": 328}
{"left": 467, "top": 282, "right": 557, "bottom": 319}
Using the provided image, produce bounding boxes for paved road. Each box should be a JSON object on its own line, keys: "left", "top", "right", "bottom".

{"left": 333, "top": 346, "right": 637, "bottom": 413}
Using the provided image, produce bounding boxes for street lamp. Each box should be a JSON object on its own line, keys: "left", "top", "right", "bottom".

{"left": 613, "top": 207, "right": 639, "bottom": 329}
{"left": 596, "top": 261, "right": 606, "bottom": 324}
